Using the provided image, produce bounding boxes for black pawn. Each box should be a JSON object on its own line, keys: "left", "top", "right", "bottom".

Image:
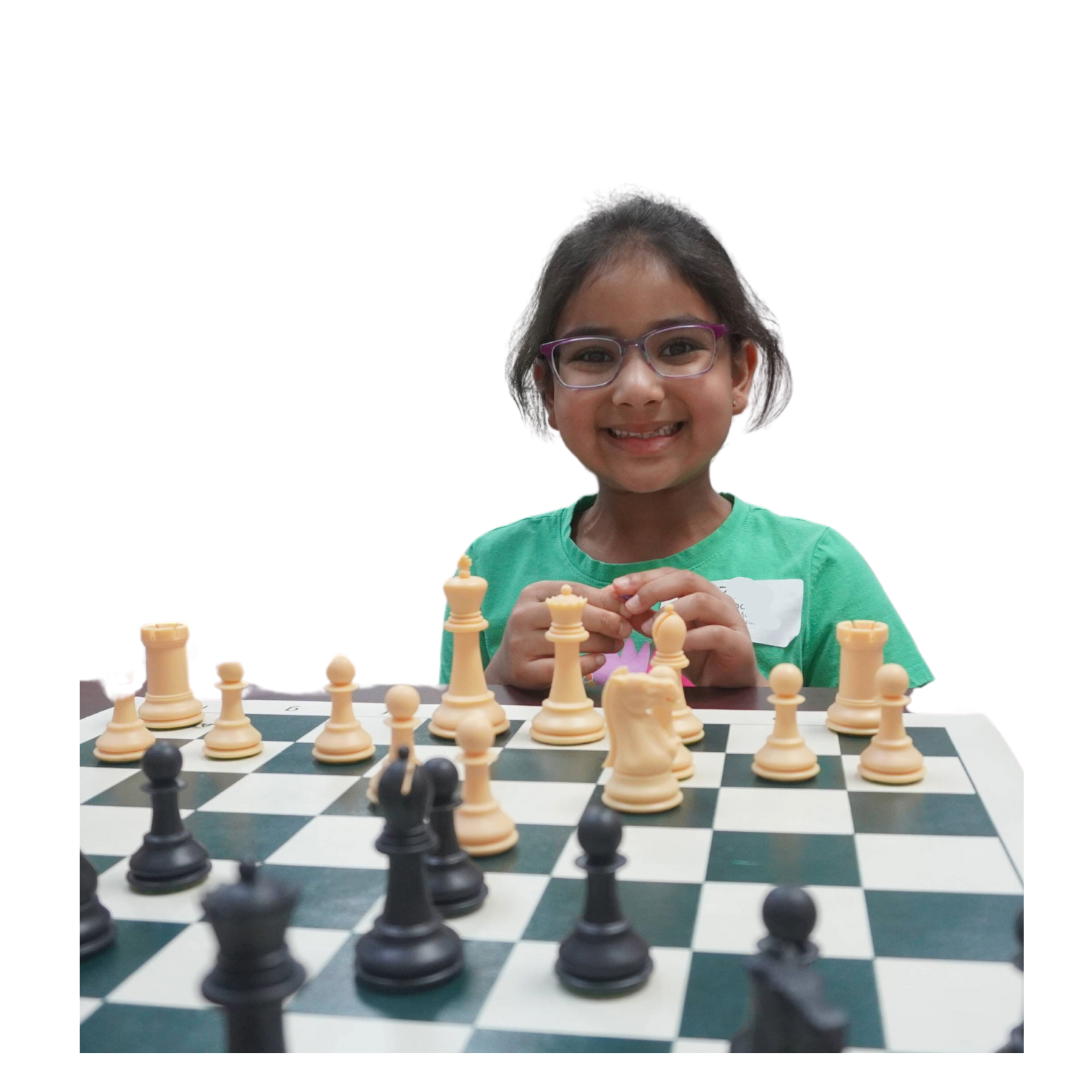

{"left": 999, "top": 908, "right": 1024, "bottom": 1053}
{"left": 202, "top": 861, "right": 306, "bottom": 1053}
{"left": 80, "top": 851, "right": 116, "bottom": 958}
{"left": 731, "top": 886, "right": 847, "bottom": 1053}
{"left": 556, "top": 806, "right": 652, "bottom": 995}
{"left": 424, "top": 757, "right": 487, "bottom": 917}
{"left": 127, "top": 741, "right": 211, "bottom": 894}
{"left": 354, "top": 746, "right": 464, "bottom": 992}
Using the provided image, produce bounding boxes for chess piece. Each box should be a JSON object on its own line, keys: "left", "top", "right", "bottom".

{"left": 313, "top": 655, "right": 374, "bottom": 764}
{"left": 137, "top": 622, "right": 204, "bottom": 730}
{"left": 858, "top": 665, "right": 925, "bottom": 784}
{"left": 454, "top": 712, "right": 518, "bottom": 856}
{"left": 80, "top": 852, "right": 116, "bottom": 958}
{"left": 602, "top": 667, "right": 682, "bottom": 813}
{"left": 998, "top": 909, "right": 1024, "bottom": 1053}
{"left": 367, "top": 684, "right": 420, "bottom": 804}
{"left": 752, "top": 664, "right": 820, "bottom": 782}
{"left": 201, "top": 861, "right": 306, "bottom": 1053}
{"left": 650, "top": 605, "right": 703, "bottom": 744}
{"left": 424, "top": 756, "right": 487, "bottom": 917}
{"left": 204, "top": 662, "right": 263, "bottom": 760}
{"left": 826, "top": 620, "right": 889, "bottom": 735}
{"left": 128, "top": 741, "right": 211, "bottom": 893}
{"left": 354, "top": 746, "right": 465, "bottom": 992}
{"left": 650, "top": 664, "right": 694, "bottom": 780}
{"left": 94, "top": 689, "right": 156, "bottom": 762}
{"left": 531, "top": 585, "right": 605, "bottom": 745}
{"left": 731, "top": 886, "right": 848, "bottom": 1052}
{"left": 556, "top": 806, "right": 652, "bottom": 995}
{"left": 430, "top": 555, "right": 508, "bottom": 739}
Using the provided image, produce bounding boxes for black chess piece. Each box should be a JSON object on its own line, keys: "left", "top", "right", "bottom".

{"left": 354, "top": 746, "right": 465, "bottom": 992}
{"left": 731, "top": 886, "right": 847, "bottom": 1052}
{"left": 127, "top": 741, "right": 211, "bottom": 894}
{"left": 201, "top": 861, "right": 306, "bottom": 1053}
{"left": 999, "top": 908, "right": 1024, "bottom": 1053}
{"left": 555, "top": 805, "right": 652, "bottom": 995}
{"left": 80, "top": 851, "right": 116, "bottom": 958}
{"left": 424, "top": 756, "right": 487, "bottom": 917}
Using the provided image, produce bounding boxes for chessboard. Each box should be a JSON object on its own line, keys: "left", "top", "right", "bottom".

{"left": 79, "top": 689, "right": 1024, "bottom": 1054}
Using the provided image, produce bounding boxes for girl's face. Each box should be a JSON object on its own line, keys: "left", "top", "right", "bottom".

{"left": 537, "top": 250, "right": 757, "bottom": 494}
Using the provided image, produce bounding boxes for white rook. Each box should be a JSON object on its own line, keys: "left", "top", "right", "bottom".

{"left": 826, "top": 620, "right": 889, "bottom": 736}
{"left": 138, "top": 622, "right": 204, "bottom": 730}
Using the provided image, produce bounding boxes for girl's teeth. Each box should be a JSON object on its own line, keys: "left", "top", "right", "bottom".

{"left": 610, "top": 423, "right": 680, "bottom": 439}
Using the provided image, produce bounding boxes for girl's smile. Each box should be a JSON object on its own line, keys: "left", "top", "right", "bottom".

{"left": 601, "top": 419, "right": 687, "bottom": 455}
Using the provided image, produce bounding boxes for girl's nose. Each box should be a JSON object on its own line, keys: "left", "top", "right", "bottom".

{"left": 610, "top": 345, "right": 664, "bottom": 406}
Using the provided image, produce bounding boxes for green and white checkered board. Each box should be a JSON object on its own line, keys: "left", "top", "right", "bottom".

{"left": 79, "top": 698, "right": 1024, "bottom": 1053}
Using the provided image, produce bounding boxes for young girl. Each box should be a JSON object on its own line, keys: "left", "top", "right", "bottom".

{"left": 440, "top": 195, "right": 932, "bottom": 692}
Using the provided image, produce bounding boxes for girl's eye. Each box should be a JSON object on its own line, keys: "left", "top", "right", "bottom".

{"left": 566, "top": 345, "right": 618, "bottom": 365}
{"left": 659, "top": 339, "right": 701, "bottom": 360}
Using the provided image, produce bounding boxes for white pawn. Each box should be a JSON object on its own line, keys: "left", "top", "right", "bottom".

{"left": 367, "top": 685, "right": 421, "bottom": 804}
{"left": 313, "top": 656, "right": 374, "bottom": 764}
{"left": 859, "top": 665, "right": 925, "bottom": 784}
{"left": 94, "top": 684, "right": 156, "bottom": 762}
{"left": 203, "top": 662, "right": 263, "bottom": 759}
{"left": 752, "top": 664, "right": 819, "bottom": 782}
{"left": 455, "top": 712, "right": 518, "bottom": 856}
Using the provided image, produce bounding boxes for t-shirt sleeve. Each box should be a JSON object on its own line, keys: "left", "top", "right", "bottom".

{"left": 803, "top": 528, "right": 934, "bottom": 689}
{"left": 438, "top": 544, "right": 492, "bottom": 684}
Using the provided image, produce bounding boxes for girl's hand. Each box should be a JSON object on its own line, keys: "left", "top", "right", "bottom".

{"left": 612, "top": 568, "right": 767, "bottom": 688}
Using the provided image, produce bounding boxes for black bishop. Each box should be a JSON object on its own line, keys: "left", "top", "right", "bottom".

{"left": 354, "top": 746, "right": 464, "bottom": 992}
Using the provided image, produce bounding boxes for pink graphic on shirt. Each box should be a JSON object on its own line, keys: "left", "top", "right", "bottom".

{"left": 590, "top": 638, "right": 695, "bottom": 687}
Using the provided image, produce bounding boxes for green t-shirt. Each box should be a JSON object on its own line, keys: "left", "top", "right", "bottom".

{"left": 439, "top": 493, "right": 933, "bottom": 690}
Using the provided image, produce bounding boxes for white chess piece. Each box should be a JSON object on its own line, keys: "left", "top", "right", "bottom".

{"left": 752, "top": 664, "right": 818, "bottom": 782}
{"left": 602, "top": 667, "right": 682, "bottom": 813}
{"left": 204, "top": 662, "right": 263, "bottom": 760}
{"left": 368, "top": 685, "right": 421, "bottom": 804}
{"left": 649, "top": 664, "right": 694, "bottom": 780}
{"left": 313, "top": 656, "right": 374, "bottom": 764}
{"left": 455, "top": 712, "right": 517, "bottom": 855}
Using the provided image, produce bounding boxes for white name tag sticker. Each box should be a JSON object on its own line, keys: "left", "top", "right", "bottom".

{"left": 711, "top": 577, "right": 804, "bottom": 648}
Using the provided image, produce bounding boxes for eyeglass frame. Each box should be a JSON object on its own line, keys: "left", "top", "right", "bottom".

{"left": 538, "top": 322, "right": 730, "bottom": 389}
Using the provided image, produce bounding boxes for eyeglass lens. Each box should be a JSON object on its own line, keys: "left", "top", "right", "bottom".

{"left": 553, "top": 325, "right": 717, "bottom": 387}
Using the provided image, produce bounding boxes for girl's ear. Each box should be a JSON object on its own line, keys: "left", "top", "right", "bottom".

{"left": 732, "top": 340, "right": 759, "bottom": 399}
{"left": 533, "top": 360, "right": 557, "bottom": 423}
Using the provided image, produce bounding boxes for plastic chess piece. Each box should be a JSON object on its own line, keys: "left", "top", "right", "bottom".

{"left": 430, "top": 555, "right": 508, "bottom": 739}
{"left": 80, "top": 852, "right": 116, "bottom": 958}
{"left": 531, "top": 585, "right": 605, "bottom": 745}
{"left": 368, "top": 684, "right": 421, "bottom": 805}
{"left": 998, "top": 909, "right": 1024, "bottom": 1053}
{"left": 204, "top": 662, "right": 263, "bottom": 760}
{"left": 752, "top": 664, "right": 820, "bottom": 782}
{"left": 649, "top": 664, "right": 694, "bottom": 780}
{"left": 601, "top": 667, "right": 682, "bottom": 814}
{"left": 650, "top": 605, "right": 703, "bottom": 744}
{"left": 354, "top": 746, "right": 465, "bottom": 992}
{"left": 137, "top": 622, "right": 204, "bottom": 730}
{"left": 454, "top": 712, "right": 518, "bottom": 856}
{"left": 826, "top": 620, "right": 889, "bottom": 735}
{"left": 858, "top": 664, "right": 925, "bottom": 784}
{"left": 127, "top": 741, "right": 211, "bottom": 894}
{"left": 556, "top": 805, "right": 652, "bottom": 995}
{"left": 730, "top": 886, "right": 847, "bottom": 1052}
{"left": 201, "top": 861, "right": 306, "bottom": 1053}
{"left": 424, "top": 756, "right": 487, "bottom": 917}
{"left": 94, "top": 689, "right": 156, "bottom": 762}
{"left": 313, "top": 655, "right": 374, "bottom": 764}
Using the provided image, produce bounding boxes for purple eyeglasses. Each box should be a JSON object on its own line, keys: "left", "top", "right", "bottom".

{"left": 537, "top": 319, "right": 730, "bottom": 388}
